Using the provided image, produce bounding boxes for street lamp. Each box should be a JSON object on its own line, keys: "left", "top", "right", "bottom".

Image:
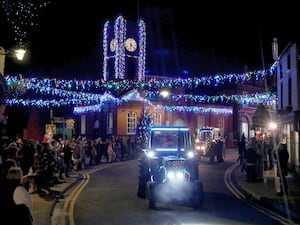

{"left": 14, "top": 49, "right": 26, "bottom": 61}
{"left": 160, "top": 90, "right": 170, "bottom": 98}
{"left": 160, "top": 89, "right": 170, "bottom": 125}
{"left": 269, "top": 121, "right": 278, "bottom": 130}
{"left": 0, "top": 46, "right": 26, "bottom": 134}
{"left": 0, "top": 46, "right": 26, "bottom": 75}
{"left": 269, "top": 121, "right": 278, "bottom": 160}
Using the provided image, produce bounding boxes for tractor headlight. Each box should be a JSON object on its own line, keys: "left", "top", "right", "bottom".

{"left": 147, "top": 151, "right": 155, "bottom": 158}
{"left": 168, "top": 171, "right": 175, "bottom": 179}
{"left": 176, "top": 171, "right": 184, "bottom": 180}
{"left": 187, "top": 151, "right": 194, "bottom": 158}
{"left": 167, "top": 171, "right": 184, "bottom": 180}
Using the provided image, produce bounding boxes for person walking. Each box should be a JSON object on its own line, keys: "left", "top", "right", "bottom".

{"left": 63, "top": 140, "right": 72, "bottom": 177}
{"left": 256, "top": 138, "right": 264, "bottom": 181}
{"left": 57, "top": 143, "right": 65, "bottom": 180}
{"left": 265, "top": 135, "right": 274, "bottom": 170}
{"left": 237, "top": 134, "right": 247, "bottom": 172}
{"left": 274, "top": 136, "right": 289, "bottom": 196}
{"left": 245, "top": 137, "right": 259, "bottom": 182}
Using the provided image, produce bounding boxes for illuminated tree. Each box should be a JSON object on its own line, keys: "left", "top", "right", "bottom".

{"left": 136, "top": 109, "right": 153, "bottom": 148}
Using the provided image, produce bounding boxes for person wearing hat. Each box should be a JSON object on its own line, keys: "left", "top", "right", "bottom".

{"left": 274, "top": 136, "right": 289, "bottom": 195}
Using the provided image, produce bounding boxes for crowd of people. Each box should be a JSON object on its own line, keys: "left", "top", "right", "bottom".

{"left": 0, "top": 75, "right": 37, "bottom": 224}
{"left": 237, "top": 133, "right": 289, "bottom": 196}
{"left": 0, "top": 75, "right": 142, "bottom": 224}
{"left": 0, "top": 134, "right": 140, "bottom": 194}
{"left": 0, "top": 131, "right": 141, "bottom": 224}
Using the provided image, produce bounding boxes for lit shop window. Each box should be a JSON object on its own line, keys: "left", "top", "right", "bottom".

{"left": 153, "top": 113, "right": 161, "bottom": 126}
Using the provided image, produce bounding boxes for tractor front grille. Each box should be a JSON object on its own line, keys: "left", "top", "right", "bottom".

{"left": 165, "top": 160, "right": 185, "bottom": 170}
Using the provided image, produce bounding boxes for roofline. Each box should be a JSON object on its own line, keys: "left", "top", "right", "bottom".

{"left": 278, "top": 41, "right": 295, "bottom": 59}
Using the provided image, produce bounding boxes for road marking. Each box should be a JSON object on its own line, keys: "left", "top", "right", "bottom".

{"left": 60, "top": 164, "right": 116, "bottom": 225}
{"left": 60, "top": 172, "right": 89, "bottom": 225}
{"left": 69, "top": 173, "right": 90, "bottom": 225}
{"left": 225, "top": 163, "right": 299, "bottom": 225}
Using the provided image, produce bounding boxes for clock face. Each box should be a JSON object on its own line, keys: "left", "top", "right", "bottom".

{"left": 125, "top": 38, "right": 137, "bottom": 52}
{"left": 110, "top": 38, "right": 117, "bottom": 52}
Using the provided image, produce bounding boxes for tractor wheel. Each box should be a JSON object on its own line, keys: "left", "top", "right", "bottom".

{"left": 147, "top": 182, "right": 156, "bottom": 209}
{"left": 191, "top": 180, "right": 204, "bottom": 209}
{"left": 137, "top": 159, "right": 150, "bottom": 198}
{"left": 137, "top": 177, "right": 147, "bottom": 198}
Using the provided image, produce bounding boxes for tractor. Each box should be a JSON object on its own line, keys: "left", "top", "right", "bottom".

{"left": 137, "top": 126, "right": 204, "bottom": 209}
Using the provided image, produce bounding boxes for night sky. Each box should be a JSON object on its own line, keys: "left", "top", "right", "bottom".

{"left": 1, "top": 1, "right": 299, "bottom": 79}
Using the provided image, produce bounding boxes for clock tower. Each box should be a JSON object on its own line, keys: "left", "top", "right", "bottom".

{"left": 103, "top": 15, "right": 146, "bottom": 82}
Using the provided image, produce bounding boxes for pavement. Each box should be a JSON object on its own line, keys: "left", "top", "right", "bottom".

{"left": 30, "top": 151, "right": 300, "bottom": 225}
{"left": 31, "top": 173, "right": 80, "bottom": 225}
{"left": 234, "top": 157, "right": 300, "bottom": 224}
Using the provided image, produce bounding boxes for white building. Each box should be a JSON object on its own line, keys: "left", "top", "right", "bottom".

{"left": 276, "top": 41, "right": 300, "bottom": 173}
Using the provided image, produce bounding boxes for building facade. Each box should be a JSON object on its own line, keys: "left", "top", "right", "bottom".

{"left": 21, "top": 15, "right": 270, "bottom": 153}
{"left": 71, "top": 15, "right": 237, "bottom": 147}
{"left": 276, "top": 41, "right": 300, "bottom": 173}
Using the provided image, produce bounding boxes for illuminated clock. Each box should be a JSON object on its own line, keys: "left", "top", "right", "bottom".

{"left": 125, "top": 38, "right": 137, "bottom": 52}
{"left": 110, "top": 38, "right": 117, "bottom": 52}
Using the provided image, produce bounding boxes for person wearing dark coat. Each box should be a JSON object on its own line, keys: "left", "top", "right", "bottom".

{"left": 274, "top": 138, "right": 289, "bottom": 195}
{"left": 237, "top": 134, "right": 247, "bottom": 172}
{"left": 245, "top": 147, "right": 259, "bottom": 182}
{"left": 0, "top": 166, "right": 36, "bottom": 225}
{"left": 63, "top": 140, "right": 73, "bottom": 177}
{"left": 245, "top": 137, "right": 259, "bottom": 182}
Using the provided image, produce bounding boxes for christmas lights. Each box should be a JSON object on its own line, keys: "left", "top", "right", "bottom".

{"left": 1, "top": 0, "right": 50, "bottom": 48}
{"left": 4, "top": 72, "right": 276, "bottom": 111}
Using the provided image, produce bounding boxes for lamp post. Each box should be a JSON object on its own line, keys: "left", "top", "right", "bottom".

{"left": 0, "top": 46, "right": 6, "bottom": 75}
{"left": 0, "top": 46, "right": 26, "bottom": 141}
{"left": 0, "top": 46, "right": 26, "bottom": 75}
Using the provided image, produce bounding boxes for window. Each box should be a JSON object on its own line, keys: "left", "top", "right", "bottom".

{"left": 279, "top": 64, "right": 283, "bottom": 79}
{"left": 287, "top": 54, "right": 291, "bottom": 71}
{"left": 81, "top": 115, "right": 86, "bottom": 135}
{"left": 153, "top": 113, "right": 161, "bottom": 126}
{"left": 197, "top": 114, "right": 205, "bottom": 129}
{"left": 288, "top": 77, "right": 292, "bottom": 106}
{"left": 107, "top": 112, "right": 113, "bottom": 134}
{"left": 127, "top": 112, "right": 137, "bottom": 134}
{"left": 280, "top": 83, "right": 283, "bottom": 109}
{"left": 218, "top": 115, "right": 224, "bottom": 132}
{"left": 94, "top": 120, "right": 100, "bottom": 129}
